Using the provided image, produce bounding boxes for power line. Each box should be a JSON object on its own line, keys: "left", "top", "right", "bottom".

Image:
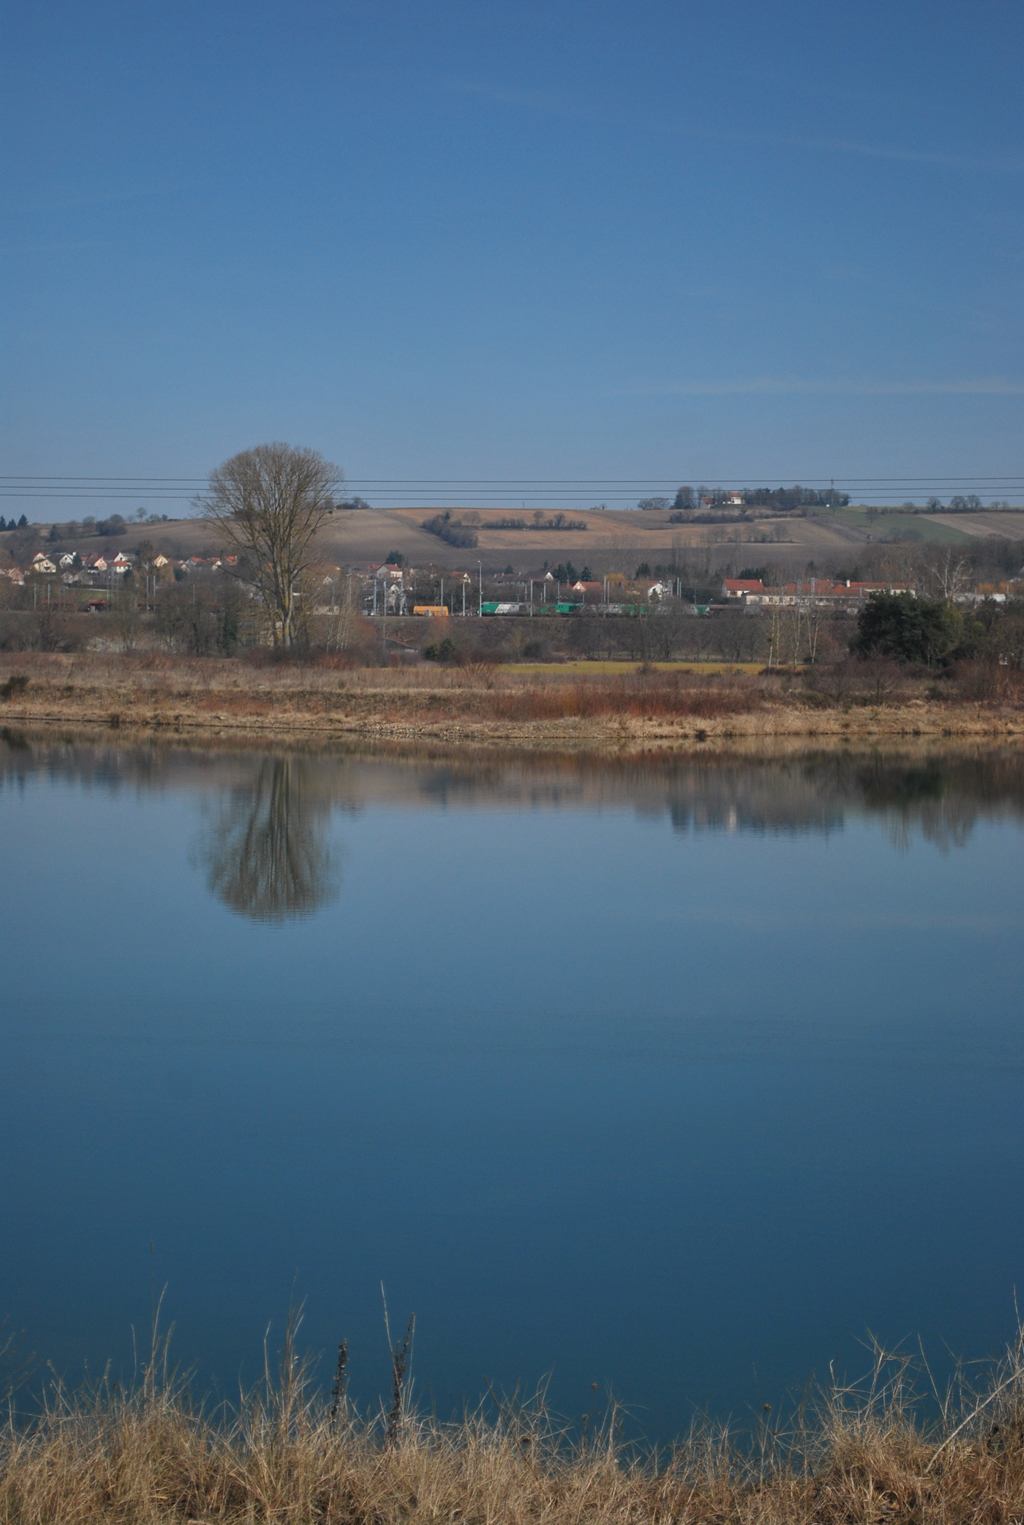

{"left": 1, "top": 474, "right": 1021, "bottom": 509}
{"left": 2, "top": 474, "right": 1023, "bottom": 484}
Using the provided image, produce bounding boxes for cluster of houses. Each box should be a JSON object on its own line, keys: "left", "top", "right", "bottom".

{"left": 721, "top": 576, "right": 1024, "bottom": 612}
{"left": 721, "top": 577, "right": 912, "bottom": 612}
{"left": 2, "top": 550, "right": 240, "bottom": 588}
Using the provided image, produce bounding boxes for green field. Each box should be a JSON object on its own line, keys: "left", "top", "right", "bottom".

{"left": 826, "top": 506, "right": 974, "bottom": 544}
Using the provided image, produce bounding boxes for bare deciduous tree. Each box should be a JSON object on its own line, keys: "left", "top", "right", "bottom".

{"left": 111, "top": 577, "right": 140, "bottom": 653}
{"left": 201, "top": 442, "right": 342, "bottom": 648}
{"left": 922, "top": 545, "right": 973, "bottom": 600}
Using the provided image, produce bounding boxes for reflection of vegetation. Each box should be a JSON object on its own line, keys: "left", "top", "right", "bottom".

{"left": 849, "top": 756, "right": 980, "bottom": 852}
{"left": 199, "top": 758, "right": 338, "bottom": 922}
{"left": 659, "top": 750, "right": 1024, "bottom": 849}
{"left": 857, "top": 762, "right": 948, "bottom": 806}
{"left": 2, "top": 733, "right": 1023, "bottom": 858}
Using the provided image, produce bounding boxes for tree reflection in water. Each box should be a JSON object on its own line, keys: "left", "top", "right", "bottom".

{"left": 198, "top": 757, "right": 339, "bottom": 922}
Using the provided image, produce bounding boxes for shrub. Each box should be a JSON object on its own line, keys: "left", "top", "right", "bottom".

{"left": 424, "top": 636, "right": 459, "bottom": 663}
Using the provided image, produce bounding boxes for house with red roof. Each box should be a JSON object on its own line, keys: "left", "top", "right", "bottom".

{"left": 722, "top": 578, "right": 766, "bottom": 599}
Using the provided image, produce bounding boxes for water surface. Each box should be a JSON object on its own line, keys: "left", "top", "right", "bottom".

{"left": 1, "top": 734, "right": 1023, "bottom": 1436}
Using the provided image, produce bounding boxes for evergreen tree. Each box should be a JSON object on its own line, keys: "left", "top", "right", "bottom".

{"left": 851, "top": 592, "right": 965, "bottom": 664}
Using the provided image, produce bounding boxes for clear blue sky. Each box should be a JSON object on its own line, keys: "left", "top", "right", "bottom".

{"left": 2, "top": 0, "right": 1022, "bottom": 508}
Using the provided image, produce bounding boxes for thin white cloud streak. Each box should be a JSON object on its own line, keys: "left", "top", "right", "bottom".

{"left": 433, "top": 75, "right": 1023, "bottom": 175}
{"left": 636, "top": 377, "right": 1024, "bottom": 397}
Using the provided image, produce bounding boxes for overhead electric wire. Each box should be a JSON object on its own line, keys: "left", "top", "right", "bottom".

{"left": 2, "top": 475, "right": 1022, "bottom": 485}
{"left": 3, "top": 474, "right": 1023, "bottom": 482}
{"left": 0, "top": 474, "right": 1021, "bottom": 508}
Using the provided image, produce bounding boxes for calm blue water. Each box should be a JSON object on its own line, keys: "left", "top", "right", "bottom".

{"left": 1, "top": 735, "right": 1023, "bottom": 1437}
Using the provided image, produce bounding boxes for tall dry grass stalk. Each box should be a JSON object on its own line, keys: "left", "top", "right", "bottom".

{"left": 4, "top": 1324, "right": 1024, "bottom": 1524}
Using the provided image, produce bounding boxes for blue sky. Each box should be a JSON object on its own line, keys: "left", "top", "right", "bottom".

{"left": 2, "top": 0, "right": 1022, "bottom": 507}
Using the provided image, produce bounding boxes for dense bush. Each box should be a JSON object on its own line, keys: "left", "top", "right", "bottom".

{"left": 851, "top": 592, "right": 967, "bottom": 665}
{"left": 423, "top": 636, "right": 459, "bottom": 663}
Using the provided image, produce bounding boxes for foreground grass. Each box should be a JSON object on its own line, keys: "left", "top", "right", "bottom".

{"left": 4, "top": 1329, "right": 1024, "bottom": 1525}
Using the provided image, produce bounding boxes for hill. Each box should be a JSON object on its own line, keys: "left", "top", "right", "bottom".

{"left": 7, "top": 503, "right": 1023, "bottom": 576}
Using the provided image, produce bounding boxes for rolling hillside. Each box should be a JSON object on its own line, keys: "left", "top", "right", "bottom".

{"left": 12, "top": 503, "right": 1023, "bottom": 576}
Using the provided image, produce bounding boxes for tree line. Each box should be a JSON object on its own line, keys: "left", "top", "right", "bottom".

{"left": 637, "top": 486, "right": 851, "bottom": 513}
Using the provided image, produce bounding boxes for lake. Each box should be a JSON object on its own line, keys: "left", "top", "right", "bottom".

{"left": 1, "top": 731, "right": 1023, "bottom": 1439}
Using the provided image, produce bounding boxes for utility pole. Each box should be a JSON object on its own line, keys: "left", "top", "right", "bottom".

{"left": 478, "top": 561, "right": 482, "bottom": 615}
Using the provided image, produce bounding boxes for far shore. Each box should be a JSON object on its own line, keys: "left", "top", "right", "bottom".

{"left": 1, "top": 651, "right": 1022, "bottom": 753}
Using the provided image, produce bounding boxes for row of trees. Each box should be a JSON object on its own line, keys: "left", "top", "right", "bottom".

{"left": 925, "top": 495, "right": 983, "bottom": 511}
{"left": 420, "top": 512, "right": 479, "bottom": 549}
{"left": 638, "top": 486, "right": 851, "bottom": 512}
{"left": 43, "top": 511, "right": 172, "bottom": 541}
{"left": 0, "top": 509, "right": 175, "bottom": 541}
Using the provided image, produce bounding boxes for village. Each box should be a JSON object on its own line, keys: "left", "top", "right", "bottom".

{"left": 4, "top": 544, "right": 1022, "bottom": 622}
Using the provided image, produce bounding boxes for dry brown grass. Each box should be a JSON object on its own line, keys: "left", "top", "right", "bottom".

{"left": 484, "top": 670, "right": 759, "bottom": 721}
{"left": 1, "top": 652, "right": 1023, "bottom": 745}
{"left": 4, "top": 1324, "right": 1024, "bottom": 1525}
{"left": 0, "top": 653, "right": 769, "bottom": 727}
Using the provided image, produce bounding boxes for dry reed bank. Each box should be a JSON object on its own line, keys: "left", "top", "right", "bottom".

{"left": 0, "top": 652, "right": 1022, "bottom": 748}
{"left": 4, "top": 1333, "right": 1024, "bottom": 1525}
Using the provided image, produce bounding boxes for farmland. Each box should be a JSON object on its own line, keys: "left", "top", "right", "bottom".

{"left": 8, "top": 504, "right": 1024, "bottom": 581}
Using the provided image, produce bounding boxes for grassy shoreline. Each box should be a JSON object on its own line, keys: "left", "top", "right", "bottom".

{"left": 1, "top": 652, "right": 1023, "bottom": 750}
{"left": 3, "top": 1332, "right": 1024, "bottom": 1524}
